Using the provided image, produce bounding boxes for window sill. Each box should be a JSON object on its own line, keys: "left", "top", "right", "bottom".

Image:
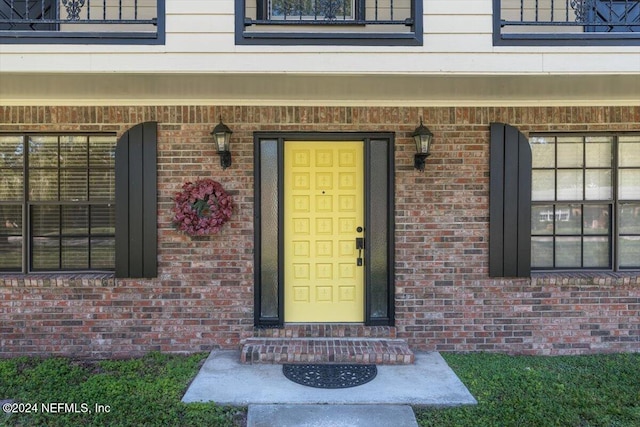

{"left": 0, "top": 32, "right": 164, "bottom": 45}
{"left": 237, "top": 30, "right": 422, "bottom": 46}
{"left": 494, "top": 33, "right": 640, "bottom": 46}
{"left": 0, "top": 273, "right": 115, "bottom": 287}
{"left": 531, "top": 271, "right": 640, "bottom": 287}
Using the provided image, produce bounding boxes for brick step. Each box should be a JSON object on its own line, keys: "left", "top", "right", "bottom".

{"left": 240, "top": 338, "right": 414, "bottom": 365}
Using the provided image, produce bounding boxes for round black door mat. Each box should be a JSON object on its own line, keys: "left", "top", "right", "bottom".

{"left": 282, "top": 364, "right": 377, "bottom": 389}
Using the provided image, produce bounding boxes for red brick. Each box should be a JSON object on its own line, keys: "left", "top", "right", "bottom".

{"left": 1, "top": 106, "right": 639, "bottom": 358}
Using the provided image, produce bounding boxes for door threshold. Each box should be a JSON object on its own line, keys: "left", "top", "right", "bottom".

{"left": 284, "top": 322, "right": 365, "bottom": 326}
{"left": 253, "top": 323, "right": 397, "bottom": 339}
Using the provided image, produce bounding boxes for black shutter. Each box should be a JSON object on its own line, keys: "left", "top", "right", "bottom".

{"left": 489, "top": 123, "right": 531, "bottom": 278}
{"left": 586, "top": 0, "right": 640, "bottom": 32}
{"left": 115, "top": 122, "right": 158, "bottom": 278}
{"left": 0, "top": 0, "right": 56, "bottom": 31}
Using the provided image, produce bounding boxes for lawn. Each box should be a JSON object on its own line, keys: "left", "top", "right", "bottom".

{"left": 418, "top": 352, "right": 640, "bottom": 427}
{"left": 0, "top": 352, "right": 243, "bottom": 427}
{"left": 1, "top": 351, "right": 639, "bottom": 427}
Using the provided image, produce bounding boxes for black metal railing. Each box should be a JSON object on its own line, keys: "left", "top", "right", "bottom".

{"left": 246, "top": 0, "right": 413, "bottom": 27}
{"left": 496, "top": 0, "right": 640, "bottom": 43}
{"left": 238, "top": 0, "right": 421, "bottom": 45}
{"left": 0, "top": 0, "right": 161, "bottom": 40}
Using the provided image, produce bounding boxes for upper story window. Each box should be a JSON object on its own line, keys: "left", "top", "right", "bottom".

{"left": 236, "top": 0, "right": 422, "bottom": 45}
{"left": 494, "top": 0, "right": 640, "bottom": 45}
{"left": 269, "top": 0, "right": 355, "bottom": 20}
{"left": 0, "top": 134, "right": 116, "bottom": 273}
{"left": 530, "top": 134, "right": 640, "bottom": 271}
{"left": 0, "top": 0, "right": 165, "bottom": 44}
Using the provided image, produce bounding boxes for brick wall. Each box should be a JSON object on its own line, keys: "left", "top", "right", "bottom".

{"left": 1, "top": 105, "right": 639, "bottom": 358}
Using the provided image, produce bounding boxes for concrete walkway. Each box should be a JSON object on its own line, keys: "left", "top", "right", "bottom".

{"left": 247, "top": 404, "right": 419, "bottom": 427}
{"left": 182, "top": 350, "right": 476, "bottom": 426}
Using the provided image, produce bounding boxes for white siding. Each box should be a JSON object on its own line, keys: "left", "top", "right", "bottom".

{"left": 1, "top": 0, "right": 638, "bottom": 73}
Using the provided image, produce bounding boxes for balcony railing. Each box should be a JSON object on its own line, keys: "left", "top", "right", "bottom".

{"left": 0, "top": 0, "right": 164, "bottom": 44}
{"left": 247, "top": 0, "right": 412, "bottom": 25}
{"left": 494, "top": 0, "right": 640, "bottom": 45}
{"left": 238, "top": 0, "right": 422, "bottom": 45}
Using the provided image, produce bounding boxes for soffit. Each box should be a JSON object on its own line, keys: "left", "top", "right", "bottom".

{"left": 0, "top": 73, "right": 638, "bottom": 106}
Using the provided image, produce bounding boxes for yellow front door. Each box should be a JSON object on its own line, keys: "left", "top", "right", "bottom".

{"left": 284, "top": 141, "right": 364, "bottom": 322}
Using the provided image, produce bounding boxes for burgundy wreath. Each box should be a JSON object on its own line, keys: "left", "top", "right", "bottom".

{"left": 172, "top": 178, "right": 233, "bottom": 236}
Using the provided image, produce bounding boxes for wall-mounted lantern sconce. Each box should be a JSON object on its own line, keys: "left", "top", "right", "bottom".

{"left": 412, "top": 117, "right": 434, "bottom": 172}
{"left": 211, "top": 117, "right": 233, "bottom": 169}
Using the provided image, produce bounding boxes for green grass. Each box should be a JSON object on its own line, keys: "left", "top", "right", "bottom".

{"left": 0, "top": 352, "right": 243, "bottom": 427}
{"left": 1, "top": 352, "right": 639, "bottom": 427}
{"left": 416, "top": 352, "right": 640, "bottom": 427}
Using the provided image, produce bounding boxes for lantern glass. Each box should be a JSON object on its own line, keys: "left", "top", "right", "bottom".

{"left": 414, "top": 134, "right": 432, "bottom": 155}
{"left": 214, "top": 131, "right": 230, "bottom": 153}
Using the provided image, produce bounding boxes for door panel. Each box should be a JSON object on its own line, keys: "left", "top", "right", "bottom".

{"left": 284, "top": 141, "right": 364, "bottom": 322}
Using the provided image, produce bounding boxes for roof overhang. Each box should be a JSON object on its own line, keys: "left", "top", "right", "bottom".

{"left": 1, "top": 72, "right": 638, "bottom": 106}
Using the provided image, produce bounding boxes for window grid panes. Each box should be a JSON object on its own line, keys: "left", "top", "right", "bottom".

{"left": 530, "top": 134, "right": 639, "bottom": 271}
{"left": 0, "top": 134, "right": 116, "bottom": 273}
{"left": 270, "top": 0, "right": 355, "bottom": 20}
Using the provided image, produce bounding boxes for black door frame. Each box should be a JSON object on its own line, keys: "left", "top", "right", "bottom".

{"left": 253, "top": 132, "right": 395, "bottom": 327}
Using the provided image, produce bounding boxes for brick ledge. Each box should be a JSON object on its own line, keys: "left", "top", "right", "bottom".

{"left": 240, "top": 337, "right": 414, "bottom": 365}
